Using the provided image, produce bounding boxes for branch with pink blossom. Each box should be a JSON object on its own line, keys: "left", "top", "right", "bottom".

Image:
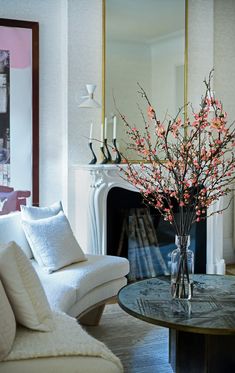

{"left": 118, "top": 70, "right": 235, "bottom": 237}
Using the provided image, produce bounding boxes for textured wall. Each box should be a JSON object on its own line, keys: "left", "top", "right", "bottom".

{"left": 68, "top": 0, "right": 102, "bottom": 167}
{"left": 214, "top": 0, "right": 235, "bottom": 263}
{"left": 188, "top": 0, "right": 214, "bottom": 108}
{"left": 67, "top": 0, "right": 102, "bottom": 226}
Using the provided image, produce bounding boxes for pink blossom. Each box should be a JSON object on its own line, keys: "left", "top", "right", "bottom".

{"left": 147, "top": 106, "right": 155, "bottom": 118}
{"left": 155, "top": 201, "right": 163, "bottom": 209}
{"left": 156, "top": 124, "right": 165, "bottom": 138}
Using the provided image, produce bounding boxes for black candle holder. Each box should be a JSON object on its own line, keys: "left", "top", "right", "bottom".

{"left": 112, "top": 138, "right": 122, "bottom": 164}
{"left": 104, "top": 138, "right": 112, "bottom": 162}
{"left": 100, "top": 145, "right": 108, "bottom": 164}
{"left": 88, "top": 142, "right": 97, "bottom": 164}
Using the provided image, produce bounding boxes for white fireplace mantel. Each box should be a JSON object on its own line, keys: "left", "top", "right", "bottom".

{"left": 73, "top": 164, "right": 225, "bottom": 275}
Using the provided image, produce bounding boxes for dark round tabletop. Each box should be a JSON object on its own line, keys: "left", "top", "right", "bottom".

{"left": 118, "top": 274, "right": 235, "bottom": 335}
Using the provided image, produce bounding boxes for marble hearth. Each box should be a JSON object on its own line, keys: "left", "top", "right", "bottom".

{"left": 73, "top": 164, "right": 225, "bottom": 275}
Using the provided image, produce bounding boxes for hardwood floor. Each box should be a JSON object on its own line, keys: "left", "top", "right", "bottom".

{"left": 226, "top": 263, "right": 235, "bottom": 275}
{"left": 84, "top": 303, "right": 173, "bottom": 373}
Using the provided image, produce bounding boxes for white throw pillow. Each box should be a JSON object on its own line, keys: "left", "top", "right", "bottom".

{"left": 0, "top": 212, "right": 33, "bottom": 259}
{"left": 21, "top": 201, "right": 63, "bottom": 220}
{"left": 22, "top": 211, "right": 87, "bottom": 273}
{"left": 0, "top": 280, "right": 16, "bottom": 360}
{"left": 0, "top": 242, "right": 54, "bottom": 331}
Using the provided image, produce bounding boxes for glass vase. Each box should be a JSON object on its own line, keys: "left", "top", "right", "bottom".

{"left": 171, "top": 235, "right": 194, "bottom": 300}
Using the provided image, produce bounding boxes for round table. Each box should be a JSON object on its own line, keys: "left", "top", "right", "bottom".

{"left": 118, "top": 274, "right": 235, "bottom": 373}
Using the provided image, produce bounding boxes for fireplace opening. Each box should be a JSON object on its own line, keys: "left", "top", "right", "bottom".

{"left": 107, "top": 187, "right": 206, "bottom": 281}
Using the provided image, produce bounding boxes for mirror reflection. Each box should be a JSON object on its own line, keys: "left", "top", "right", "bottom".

{"left": 104, "top": 0, "right": 186, "bottom": 159}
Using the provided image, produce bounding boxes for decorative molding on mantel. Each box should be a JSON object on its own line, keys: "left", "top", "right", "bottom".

{"left": 72, "top": 164, "right": 225, "bottom": 275}
{"left": 72, "top": 164, "right": 137, "bottom": 191}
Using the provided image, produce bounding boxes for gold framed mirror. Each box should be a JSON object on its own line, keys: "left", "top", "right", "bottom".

{"left": 102, "top": 0, "right": 188, "bottom": 161}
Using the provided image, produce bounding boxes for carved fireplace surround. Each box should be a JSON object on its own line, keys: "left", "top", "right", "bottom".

{"left": 73, "top": 164, "right": 225, "bottom": 275}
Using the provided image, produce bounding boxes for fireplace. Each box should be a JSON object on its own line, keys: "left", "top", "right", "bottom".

{"left": 107, "top": 187, "right": 206, "bottom": 281}
{"left": 73, "top": 164, "right": 225, "bottom": 275}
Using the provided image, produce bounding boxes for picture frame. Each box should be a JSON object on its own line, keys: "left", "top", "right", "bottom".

{"left": 0, "top": 18, "right": 39, "bottom": 213}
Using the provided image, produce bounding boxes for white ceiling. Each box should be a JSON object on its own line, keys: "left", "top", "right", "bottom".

{"left": 106, "top": 0, "right": 185, "bottom": 43}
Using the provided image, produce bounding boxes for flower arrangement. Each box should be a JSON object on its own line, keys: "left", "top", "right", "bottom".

{"left": 119, "top": 70, "right": 235, "bottom": 237}
{"left": 117, "top": 70, "right": 235, "bottom": 298}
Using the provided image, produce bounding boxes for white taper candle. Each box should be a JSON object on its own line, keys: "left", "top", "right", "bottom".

{"left": 89, "top": 122, "right": 93, "bottom": 143}
{"left": 104, "top": 117, "right": 107, "bottom": 139}
{"left": 100, "top": 123, "right": 104, "bottom": 147}
{"left": 113, "top": 116, "right": 117, "bottom": 139}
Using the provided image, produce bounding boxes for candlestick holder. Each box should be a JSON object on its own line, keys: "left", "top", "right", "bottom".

{"left": 112, "top": 138, "right": 122, "bottom": 164}
{"left": 88, "top": 142, "right": 97, "bottom": 164}
{"left": 100, "top": 145, "right": 108, "bottom": 164}
{"left": 104, "top": 138, "right": 112, "bottom": 162}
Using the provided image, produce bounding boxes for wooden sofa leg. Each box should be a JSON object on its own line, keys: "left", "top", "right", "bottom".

{"left": 78, "top": 304, "right": 105, "bottom": 326}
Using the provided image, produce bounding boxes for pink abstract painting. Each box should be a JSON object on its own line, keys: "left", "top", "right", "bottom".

{"left": 0, "top": 26, "right": 32, "bottom": 68}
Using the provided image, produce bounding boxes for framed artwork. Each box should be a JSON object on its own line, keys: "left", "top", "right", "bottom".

{"left": 0, "top": 18, "right": 39, "bottom": 214}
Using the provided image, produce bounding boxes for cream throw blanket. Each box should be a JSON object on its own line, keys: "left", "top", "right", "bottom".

{"left": 3, "top": 311, "right": 123, "bottom": 372}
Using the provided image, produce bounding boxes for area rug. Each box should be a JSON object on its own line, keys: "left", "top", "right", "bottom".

{"left": 84, "top": 303, "right": 173, "bottom": 373}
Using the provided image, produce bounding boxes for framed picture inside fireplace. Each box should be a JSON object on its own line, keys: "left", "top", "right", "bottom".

{"left": 0, "top": 18, "right": 39, "bottom": 214}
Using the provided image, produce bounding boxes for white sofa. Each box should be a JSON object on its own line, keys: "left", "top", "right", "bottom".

{"left": 0, "top": 211, "right": 129, "bottom": 372}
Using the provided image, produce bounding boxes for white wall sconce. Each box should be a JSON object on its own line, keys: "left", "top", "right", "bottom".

{"left": 78, "top": 84, "right": 101, "bottom": 164}
{"left": 78, "top": 84, "right": 101, "bottom": 108}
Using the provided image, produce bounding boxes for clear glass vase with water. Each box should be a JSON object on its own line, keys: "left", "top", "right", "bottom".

{"left": 171, "top": 235, "right": 194, "bottom": 300}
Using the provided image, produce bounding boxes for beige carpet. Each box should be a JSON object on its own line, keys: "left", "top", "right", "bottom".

{"left": 84, "top": 303, "right": 173, "bottom": 373}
